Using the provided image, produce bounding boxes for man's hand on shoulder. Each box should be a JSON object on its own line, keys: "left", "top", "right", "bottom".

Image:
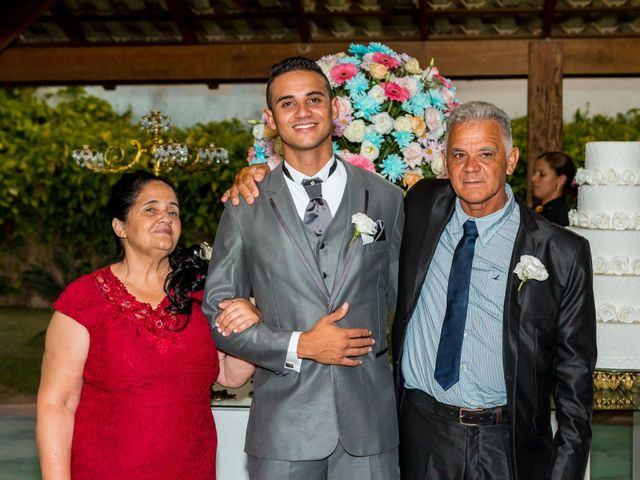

{"left": 221, "top": 163, "right": 271, "bottom": 205}
{"left": 297, "top": 303, "right": 374, "bottom": 367}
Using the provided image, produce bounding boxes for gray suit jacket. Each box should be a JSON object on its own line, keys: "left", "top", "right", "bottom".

{"left": 203, "top": 160, "right": 404, "bottom": 461}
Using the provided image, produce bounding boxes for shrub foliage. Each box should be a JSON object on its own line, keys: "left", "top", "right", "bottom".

{"left": 1, "top": 88, "right": 638, "bottom": 302}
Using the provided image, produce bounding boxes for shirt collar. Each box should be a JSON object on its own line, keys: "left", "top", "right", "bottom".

{"left": 450, "top": 184, "right": 516, "bottom": 246}
{"left": 283, "top": 156, "right": 336, "bottom": 184}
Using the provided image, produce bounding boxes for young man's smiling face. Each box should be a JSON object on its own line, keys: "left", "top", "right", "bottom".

{"left": 264, "top": 70, "right": 338, "bottom": 164}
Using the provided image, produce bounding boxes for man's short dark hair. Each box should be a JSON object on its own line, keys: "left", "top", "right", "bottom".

{"left": 265, "top": 56, "right": 332, "bottom": 110}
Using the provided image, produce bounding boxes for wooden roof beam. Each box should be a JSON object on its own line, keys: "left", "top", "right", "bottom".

{"left": 1, "top": 39, "right": 639, "bottom": 85}
{"left": 0, "top": 0, "right": 58, "bottom": 53}
{"left": 167, "top": 0, "right": 196, "bottom": 44}
{"left": 51, "top": 2, "right": 85, "bottom": 45}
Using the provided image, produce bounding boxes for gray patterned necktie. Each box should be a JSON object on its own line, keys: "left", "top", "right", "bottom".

{"left": 302, "top": 177, "right": 332, "bottom": 236}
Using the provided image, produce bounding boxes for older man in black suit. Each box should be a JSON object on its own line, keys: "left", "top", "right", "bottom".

{"left": 392, "top": 101, "right": 596, "bottom": 480}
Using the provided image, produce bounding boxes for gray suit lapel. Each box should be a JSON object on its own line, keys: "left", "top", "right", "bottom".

{"left": 267, "top": 165, "right": 331, "bottom": 302}
{"left": 328, "top": 162, "right": 369, "bottom": 310}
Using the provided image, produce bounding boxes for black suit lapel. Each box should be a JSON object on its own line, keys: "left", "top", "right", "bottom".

{"left": 409, "top": 189, "right": 456, "bottom": 317}
{"left": 503, "top": 201, "right": 540, "bottom": 410}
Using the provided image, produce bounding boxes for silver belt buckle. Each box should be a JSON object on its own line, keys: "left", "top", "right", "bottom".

{"left": 459, "top": 407, "right": 485, "bottom": 426}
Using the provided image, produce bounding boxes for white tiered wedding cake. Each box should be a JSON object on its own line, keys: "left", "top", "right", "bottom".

{"left": 568, "top": 141, "right": 640, "bottom": 370}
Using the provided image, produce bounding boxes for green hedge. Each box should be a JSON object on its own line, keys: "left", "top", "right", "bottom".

{"left": 1, "top": 87, "right": 639, "bottom": 301}
{"left": 0, "top": 88, "right": 251, "bottom": 295}
{"left": 509, "top": 108, "right": 640, "bottom": 200}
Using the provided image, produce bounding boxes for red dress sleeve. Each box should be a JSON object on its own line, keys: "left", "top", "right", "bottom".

{"left": 52, "top": 273, "right": 101, "bottom": 331}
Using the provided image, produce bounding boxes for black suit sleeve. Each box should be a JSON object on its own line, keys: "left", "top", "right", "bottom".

{"left": 548, "top": 238, "right": 597, "bottom": 480}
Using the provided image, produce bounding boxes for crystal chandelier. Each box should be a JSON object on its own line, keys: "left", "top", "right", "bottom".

{"left": 72, "top": 111, "right": 228, "bottom": 176}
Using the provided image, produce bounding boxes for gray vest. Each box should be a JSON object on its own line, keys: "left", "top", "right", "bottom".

{"left": 301, "top": 194, "right": 349, "bottom": 292}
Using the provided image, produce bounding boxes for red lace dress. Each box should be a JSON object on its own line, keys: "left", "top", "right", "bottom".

{"left": 52, "top": 266, "right": 219, "bottom": 479}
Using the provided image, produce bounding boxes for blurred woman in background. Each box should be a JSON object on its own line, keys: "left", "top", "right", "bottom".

{"left": 532, "top": 151, "right": 576, "bottom": 226}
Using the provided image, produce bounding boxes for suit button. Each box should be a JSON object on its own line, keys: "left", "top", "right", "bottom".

{"left": 319, "top": 242, "right": 325, "bottom": 249}
{"left": 322, "top": 272, "right": 327, "bottom": 279}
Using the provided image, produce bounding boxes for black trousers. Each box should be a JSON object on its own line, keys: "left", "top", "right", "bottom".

{"left": 399, "top": 390, "right": 513, "bottom": 480}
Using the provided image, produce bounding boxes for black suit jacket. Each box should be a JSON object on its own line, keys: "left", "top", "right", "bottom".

{"left": 392, "top": 179, "right": 597, "bottom": 480}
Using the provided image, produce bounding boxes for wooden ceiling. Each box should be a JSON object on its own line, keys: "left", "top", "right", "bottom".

{"left": 1, "top": 0, "right": 640, "bottom": 85}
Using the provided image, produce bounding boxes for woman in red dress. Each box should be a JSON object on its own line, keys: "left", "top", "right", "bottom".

{"left": 36, "top": 171, "right": 257, "bottom": 479}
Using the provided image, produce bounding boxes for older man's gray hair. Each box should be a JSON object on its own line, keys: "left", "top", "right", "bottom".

{"left": 444, "top": 101, "right": 513, "bottom": 154}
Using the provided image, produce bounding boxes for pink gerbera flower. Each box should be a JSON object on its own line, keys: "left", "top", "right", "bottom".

{"left": 330, "top": 63, "right": 359, "bottom": 86}
{"left": 381, "top": 82, "right": 410, "bottom": 102}
{"left": 371, "top": 52, "right": 401, "bottom": 69}
{"left": 343, "top": 153, "right": 376, "bottom": 173}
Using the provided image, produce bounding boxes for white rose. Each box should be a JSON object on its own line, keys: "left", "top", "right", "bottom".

{"left": 252, "top": 123, "right": 265, "bottom": 140}
{"left": 632, "top": 259, "right": 640, "bottom": 275}
{"left": 394, "top": 115, "right": 413, "bottom": 132}
{"left": 585, "top": 169, "right": 602, "bottom": 185}
{"left": 404, "top": 57, "right": 422, "bottom": 74}
{"left": 568, "top": 209, "right": 579, "bottom": 226}
{"left": 359, "top": 52, "right": 375, "bottom": 71}
{"left": 603, "top": 168, "right": 620, "bottom": 185}
{"left": 577, "top": 212, "right": 591, "bottom": 228}
{"left": 367, "top": 85, "right": 386, "bottom": 104}
{"left": 430, "top": 152, "right": 445, "bottom": 176}
{"left": 611, "top": 256, "right": 630, "bottom": 275}
{"left": 336, "top": 96, "right": 354, "bottom": 116}
{"left": 592, "top": 212, "right": 610, "bottom": 229}
{"left": 372, "top": 112, "right": 394, "bottom": 135}
{"left": 618, "top": 306, "right": 637, "bottom": 324}
{"left": 352, "top": 212, "right": 377, "bottom": 236}
{"left": 593, "top": 257, "right": 610, "bottom": 274}
{"left": 402, "top": 142, "right": 423, "bottom": 168}
{"left": 612, "top": 212, "right": 631, "bottom": 230}
{"left": 574, "top": 168, "right": 587, "bottom": 186}
{"left": 343, "top": 119, "right": 366, "bottom": 143}
{"left": 360, "top": 140, "right": 380, "bottom": 161}
{"left": 513, "top": 255, "right": 549, "bottom": 283}
{"left": 597, "top": 303, "right": 617, "bottom": 323}
{"left": 621, "top": 169, "right": 639, "bottom": 185}
{"left": 392, "top": 75, "right": 419, "bottom": 97}
{"left": 634, "top": 212, "right": 640, "bottom": 230}
{"left": 425, "top": 107, "right": 442, "bottom": 132}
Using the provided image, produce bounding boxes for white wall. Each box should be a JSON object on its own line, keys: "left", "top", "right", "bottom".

{"left": 76, "top": 77, "right": 640, "bottom": 128}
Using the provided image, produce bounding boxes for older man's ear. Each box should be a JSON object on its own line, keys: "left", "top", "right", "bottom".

{"left": 506, "top": 147, "right": 520, "bottom": 176}
{"left": 221, "top": 163, "right": 271, "bottom": 205}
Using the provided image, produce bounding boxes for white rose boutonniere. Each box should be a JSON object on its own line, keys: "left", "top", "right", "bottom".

{"left": 513, "top": 255, "right": 549, "bottom": 292}
{"left": 351, "top": 213, "right": 377, "bottom": 246}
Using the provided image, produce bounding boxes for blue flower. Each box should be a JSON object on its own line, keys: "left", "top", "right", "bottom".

{"left": 367, "top": 42, "right": 400, "bottom": 59}
{"left": 332, "top": 140, "right": 342, "bottom": 153}
{"left": 345, "top": 73, "right": 369, "bottom": 95}
{"left": 352, "top": 93, "right": 381, "bottom": 120}
{"left": 364, "top": 129, "right": 384, "bottom": 149}
{"left": 392, "top": 130, "right": 414, "bottom": 149}
{"left": 348, "top": 43, "right": 369, "bottom": 57}
{"left": 380, "top": 154, "right": 406, "bottom": 182}
{"left": 337, "top": 55, "right": 361, "bottom": 66}
{"left": 428, "top": 89, "right": 445, "bottom": 109}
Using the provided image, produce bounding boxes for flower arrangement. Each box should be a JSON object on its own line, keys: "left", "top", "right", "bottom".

{"left": 247, "top": 42, "right": 459, "bottom": 188}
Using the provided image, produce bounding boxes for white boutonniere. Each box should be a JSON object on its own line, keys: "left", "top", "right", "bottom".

{"left": 351, "top": 213, "right": 377, "bottom": 246}
{"left": 199, "top": 242, "right": 213, "bottom": 261}
{"left": 513, "top": 255, "right": 548, "bottom": 291}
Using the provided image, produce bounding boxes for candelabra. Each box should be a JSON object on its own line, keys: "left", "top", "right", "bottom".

{"left": 72, "top": 111, "right": 228, "bottom": 176}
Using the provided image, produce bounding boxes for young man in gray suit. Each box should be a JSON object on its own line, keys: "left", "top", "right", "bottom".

{"left": 204, "top": 57, "right": 403, "bottom": 479}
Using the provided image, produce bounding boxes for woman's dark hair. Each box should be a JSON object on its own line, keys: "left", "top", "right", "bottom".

{"left": 537, "top": 151, "right": 577, "bottom": 196}
{"left": 107, "top": 170, "right": 207, "bottom": 318}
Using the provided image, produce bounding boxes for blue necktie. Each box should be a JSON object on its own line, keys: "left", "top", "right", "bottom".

{"left": 434, "top": 220, "right": 479, "bottom": 391}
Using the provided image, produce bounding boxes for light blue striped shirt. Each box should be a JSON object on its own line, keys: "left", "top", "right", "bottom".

{"left": 402, "top": 185, "right": 520, "bottom": 408}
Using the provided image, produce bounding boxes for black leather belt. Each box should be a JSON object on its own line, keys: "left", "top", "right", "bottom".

{"left": 405, "top": 389, "right": 508, "bottom": 426}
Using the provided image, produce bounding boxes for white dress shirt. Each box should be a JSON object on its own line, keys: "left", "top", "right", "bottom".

{"left": 282, "top": 156, "right": 347, "bottom": 372}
